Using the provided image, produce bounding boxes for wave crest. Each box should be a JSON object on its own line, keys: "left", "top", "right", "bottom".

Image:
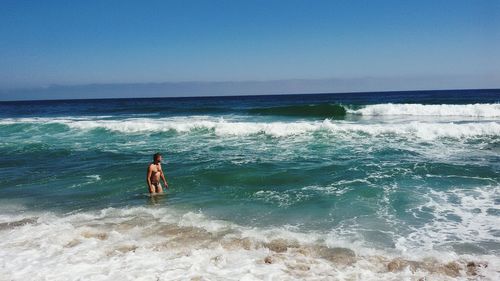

{"left": 349, "top": 103, "right": 500, "bottom": 117}
{"left": 1, "top": 117, "right": 499, "bottom": 140}
{"left": 248, "top": 104, "right": 346, "bottom": 118}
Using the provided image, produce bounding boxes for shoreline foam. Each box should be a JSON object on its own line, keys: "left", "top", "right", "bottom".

{"left": 0, "top": 206, "right": 498, "bottom": 281}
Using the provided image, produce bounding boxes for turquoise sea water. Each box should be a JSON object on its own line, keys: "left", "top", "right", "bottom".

{"left": 1, "top": 89, "right": 499, "bottom": 280}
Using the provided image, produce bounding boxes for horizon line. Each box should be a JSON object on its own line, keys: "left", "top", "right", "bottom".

{"left": 1, "top": 87, "right": 499, "bottom": 103}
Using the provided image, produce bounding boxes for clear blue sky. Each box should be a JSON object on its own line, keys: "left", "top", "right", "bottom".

{"left": 0, "top": 0, "right": 499, "bottom": 92}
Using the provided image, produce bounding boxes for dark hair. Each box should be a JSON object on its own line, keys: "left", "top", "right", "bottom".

{"left": 153, "top": 153, "right": 162, "bottom": 161}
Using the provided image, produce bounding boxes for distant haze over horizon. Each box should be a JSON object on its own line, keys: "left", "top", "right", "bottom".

{"left": 1, "top": 1, "right": 499, "bottom": 100}
{"left": 1, "top": 76, "right": 499, "bottom": 101}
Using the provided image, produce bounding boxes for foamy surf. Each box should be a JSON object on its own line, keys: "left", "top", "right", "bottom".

{"left": 0, "top": 205, "right": 497, "bottom": 281}
{"left": 1, "top": 116, "right": 499, "bottom": 140}
{"left": 349, "top": 103, "right": 500, "bottom": 117}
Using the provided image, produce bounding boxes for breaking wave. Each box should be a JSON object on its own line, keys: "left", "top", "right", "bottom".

{"left": 245, "top": 103, "right": 500, "bottom": 118}
{"left": 248, "top": 104, "right": 347, "bottom": 118}
{"left": 349, "top": 103, "right": 500, "bottom": 117}
{"left": 1, "top": 117, "right": 499, "bottom": 140}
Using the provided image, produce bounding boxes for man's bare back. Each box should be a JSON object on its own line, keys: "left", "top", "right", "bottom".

{"left": 147, "top": 153, "right": 168, "bottom": 194}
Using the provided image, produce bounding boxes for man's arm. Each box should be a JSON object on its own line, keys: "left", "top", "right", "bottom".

{"left": 146, "top": 165, "right": 154, "bottom": 193}
{"left": 160, "top": 166, "right": 168, "bottom": 188}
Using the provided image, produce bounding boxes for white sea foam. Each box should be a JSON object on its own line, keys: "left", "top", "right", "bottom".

{"left": 301, "top": 180, "right": 366, "bottom": 195}
{"left": 86, "top": 174, "right": 101, "bottom": 181}
{"left": 397, "top": 186, "right": 500, "bottom": 256}
{"left": 349, "top": 103, "right": 500, "bottom": 117}
{"left": 0, "top": 203, "right": 498, "bottom": 281}
{"left": 69, "top": 175, "right": 102, "bottom": 188}
{"left": 1, "top": 116, "right": 499, "bottom": 140}
{"left": 253, "top": 190, "right": 311, "bottom": 207}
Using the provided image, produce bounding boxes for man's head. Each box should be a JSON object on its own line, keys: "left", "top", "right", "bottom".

{"left": 153, "top": 153, "right": 162, "bottom": 163}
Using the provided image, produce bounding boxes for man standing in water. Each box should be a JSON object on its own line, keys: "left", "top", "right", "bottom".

{"left": 147, "top": 153, "right": 168, "bottom": 194}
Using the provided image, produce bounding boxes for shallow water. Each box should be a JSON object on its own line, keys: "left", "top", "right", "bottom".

{"left": 0, "top": 89, "right": 499, "bottom": 280}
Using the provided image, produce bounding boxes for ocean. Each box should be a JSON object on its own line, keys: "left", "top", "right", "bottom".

{"left": 0, "top": 89, "right": 499, "bottom": 280}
